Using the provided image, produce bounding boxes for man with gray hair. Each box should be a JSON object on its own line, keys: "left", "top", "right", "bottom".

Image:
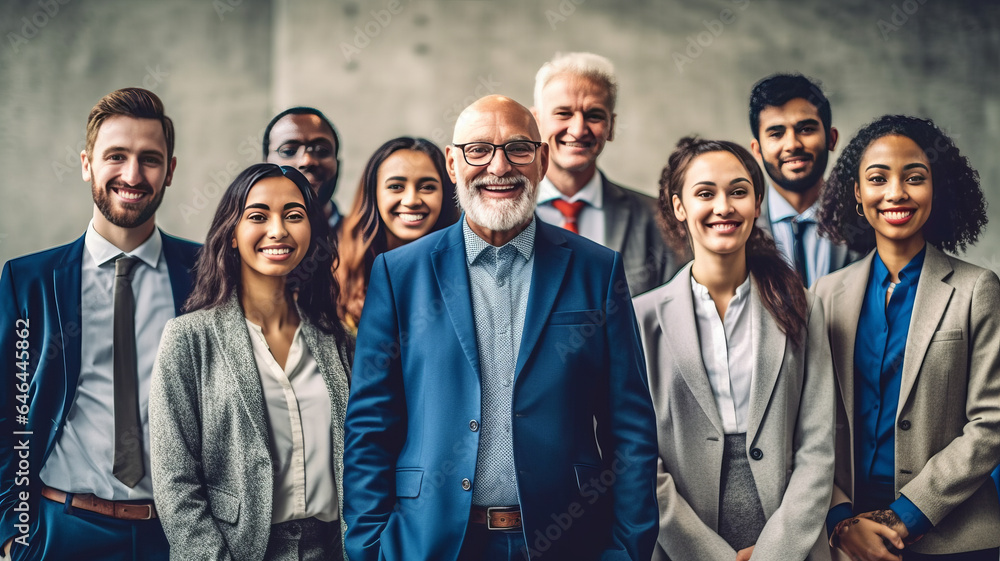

{"left": 532, "top": 52, "right": 684, "bottom": 296}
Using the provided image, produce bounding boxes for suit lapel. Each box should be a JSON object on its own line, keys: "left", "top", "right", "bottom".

{"left": 160, "top": 231, "right": 195, "bottom": 316}
{"left": 431, "top": 222, "right": 481, "bottom": 378}
{"left": 514, "top": 221, "right": 571, "bottom": 380}
{"left": 657, "top": 267, "right": 725, "bottom": 435}
{"left": 898, "top": 246, "right": 954, "bottom": 408}
{"left": 213, "top": 296, "right": 269, "bottom": 438}
{"left": 746, "top": 279, "right": 785, "bottom": 444}
{"left": 601, "top": 175, "right": 630, "bottom": 255}
{"left": 830, "top": 242, "right": 850, "bottom": 272}
{"left": 53, "top": 236, "right": 85, "bottom": 419}
{"left": 831, "top": 253, "right": 874, "bottom": 425}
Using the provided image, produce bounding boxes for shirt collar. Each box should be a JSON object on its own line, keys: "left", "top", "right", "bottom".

{"left": 463, "top": 216, "right": 536, "bottom": 265}
{"left": 537, "top": 169, "right": 604, "bottom": 209}
{"left": 690, "top": 271, "right": 752, "bottom": 303}
{"left": 872, "top": 245, "right": 927, "bottom": 287}
{"left": 767, "top": 183, "right": 819, "bottom": 223}
{"left": 84, "top": 220, "right": 162, "bottom": 269}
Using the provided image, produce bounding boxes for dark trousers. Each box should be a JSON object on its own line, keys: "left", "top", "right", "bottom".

{"left": 457, "top": 524, "right": 529, "bottom": 561}
{"left": 263, "top": 517, "right": 342, "bottom": 561}
{"left": 904, "top": 549, "right": 1000, "bottom": 560}
{"left": 9, "top": 493, "right": 168, "bottom": 561}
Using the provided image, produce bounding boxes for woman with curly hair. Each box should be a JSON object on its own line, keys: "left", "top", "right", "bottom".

{"left": 336, "top": 137, "right": 458, "bottom": 330}
{"left": 634, "top": 137, "right": 835, "bottom": 560}
{"left": 150, "top": 163, "right": 352, "bottom": 560}
{"left": 815, "top": 115, "right": 1000, "bottom": 560}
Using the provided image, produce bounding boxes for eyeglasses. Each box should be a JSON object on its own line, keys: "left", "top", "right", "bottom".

{"left": 453, "top": 141, "right": 543, "bottom": 166}
{"left": 273, "top": 141, "right": 335, "bottom": 160}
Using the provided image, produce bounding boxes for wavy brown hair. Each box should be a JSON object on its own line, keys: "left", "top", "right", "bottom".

{"left": 184, "top": 163, "right": 344, "bottom": 337}
{"left": 336, "top": 137, "right": 458, "bottom": 325}
{"left": 658, "top": 137, "right": 807, "bottom": 344}
{"left": 818, "top": 114, "right": 987, "bottom": 254}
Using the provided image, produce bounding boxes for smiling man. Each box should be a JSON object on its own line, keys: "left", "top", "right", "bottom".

{"left": 343, "top": 95, "right": 658, "bottom": 561}
{"left": 749, "top": 74, "right": 860, "bottom": 286}
{"left": 532, "top": 52, "right": 684, "bottom": 296}
{"left": 0, "top": 88, "right": 200, "bottom": 560}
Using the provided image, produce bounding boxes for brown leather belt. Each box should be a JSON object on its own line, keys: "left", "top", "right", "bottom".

{"left": 470, "top": 505, "right": 521, "bottom": 530}
{"left": 41, "top": 486, "right": 157, "bottom": 520}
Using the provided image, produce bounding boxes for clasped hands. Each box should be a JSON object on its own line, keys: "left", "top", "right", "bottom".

{"left": 830, "top": 509, "right": 921, "bottom": 561}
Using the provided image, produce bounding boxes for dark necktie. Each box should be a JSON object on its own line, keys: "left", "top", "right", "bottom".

{"left": 789, "top": 220, "right": 809, "bottom": 287}
{"left": 551, "top": 199, "right": 587, "bottom": 234}
{"left": 113, "top": 255, "right": 143, "bottom": 488}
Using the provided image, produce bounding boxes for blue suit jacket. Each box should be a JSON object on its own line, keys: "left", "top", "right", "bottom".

{"left": 343, "top": 218, "right": 659, "bottom": 561}
{"left": 0, "top": 230, "right": 200, "bottom": 544}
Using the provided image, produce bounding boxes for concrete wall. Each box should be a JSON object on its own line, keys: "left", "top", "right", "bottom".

{"left": 2, "top": 0, "right": 999, "bottom": 273}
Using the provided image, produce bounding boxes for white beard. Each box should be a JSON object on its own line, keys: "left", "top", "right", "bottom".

{"left": 456, "top": 174, "right": 536, "bottom": 233}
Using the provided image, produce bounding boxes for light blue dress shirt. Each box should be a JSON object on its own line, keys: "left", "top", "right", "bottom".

{"left": 463, "top": 218, "right": 534, "bottom": 506}
{"left": 767, "top": 184, "right": 831, "bottom": 287}
{"left": 40, "top": 222, "right": 175, "bottom": 500}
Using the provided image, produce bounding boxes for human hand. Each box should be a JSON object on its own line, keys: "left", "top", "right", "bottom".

{"left": 856, "top": 509, "right": 923, "bottom": 545}
{"left": 2, "top": 538, "right": 11, "bottom": 560}
{"left": 830, "top": 516, "right": 904, "bottom": 561}
{"left": 735, "top": 544, "right": 754, "bottom": 561}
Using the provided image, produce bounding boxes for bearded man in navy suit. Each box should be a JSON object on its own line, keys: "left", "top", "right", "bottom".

{"left": 0, "top": 88, "right": 199, "bottom": 560}
{"left": 343, "top": 94, "right": 658, "bottom": 561}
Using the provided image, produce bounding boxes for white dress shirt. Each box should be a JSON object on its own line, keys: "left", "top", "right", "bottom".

{"left": 40, "top": 222, "right": 174, "bottom": 500}
{"left": 246, "top": 320, "right": 338, "bottom": 523}
{"left": 690, "top": 274, "right": 753, "bottom": 435}
{"left": 536, "top": 170, "right": 605, "bottom": 245}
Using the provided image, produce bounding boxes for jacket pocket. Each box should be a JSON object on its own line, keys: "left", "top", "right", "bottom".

{"left": 395, "top": 468, "right": 423, "bottom": 498}
{"left": 931, "top": 328, "right": 963, "bottom": 342}
{"left": 207, "top": 485, "right": 240, "bottom": 524}
{"left": 549, "top": 309, "right": 605, "bottom": 326}
{"left": 573, "top": 464, "right": 602, "bottom": 492}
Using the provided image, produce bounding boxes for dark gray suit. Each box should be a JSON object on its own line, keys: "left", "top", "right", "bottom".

{"left": 756, "top": 192, "right": 862, "bottom": 277}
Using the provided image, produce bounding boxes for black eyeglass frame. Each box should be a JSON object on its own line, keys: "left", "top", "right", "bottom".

{"left": 452, "top": 141, "right": 543, "bottom": 166}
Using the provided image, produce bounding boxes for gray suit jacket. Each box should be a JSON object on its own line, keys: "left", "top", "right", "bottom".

{"left": 756, "top": 192, "right": 862, "bottom": 276}
{"left": 149, "top": 295, "right": 352, "bottom": 561}
{"left": 634, "top": 265, "right": 834, "bottom": 561}
{"left": 602, "top": 174, "right": 687, "bottom": 296}
{"left": 813, "top": 245, "right": 1000, "bottom": 554}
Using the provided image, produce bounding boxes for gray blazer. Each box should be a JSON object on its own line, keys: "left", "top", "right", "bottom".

{"left": 634, "top": 265, "right": 834, "bottom": 561}
{"left": 150, "top": 295, "right": 352, "bottom": 561}
{"left": 755, "top": 193, "right": 862, "bottom": 275}
{"left": 602, "top": 174, "right": 687, "bottom": 296}
{"left": 813, "top": 245, "right": 1000, "bottom": 554}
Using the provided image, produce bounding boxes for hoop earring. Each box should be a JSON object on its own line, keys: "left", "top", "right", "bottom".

{"left": 855, "top": 203, "right": 864, "bottom": 217}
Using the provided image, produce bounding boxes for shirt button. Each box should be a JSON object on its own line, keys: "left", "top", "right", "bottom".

{"left": 899, "top": 420, "right": 911, "bottom": 430}
{"left": 749, "top": 448, "right": 763, "bottom": 461}
{"left": 469, "top": 420, "right": 479, "bottom": 432}
{"left": 498, "top": 279, "right": 506, "bottom": 287}
{"left": 461, "top": 478, "right": 471, "bottom": 491}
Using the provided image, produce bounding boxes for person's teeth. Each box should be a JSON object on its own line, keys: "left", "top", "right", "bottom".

{"left": 399, "top": 213, "right": 427, "bottom": 221}
{"left": 261, "top": 248, "right": 291, "bottom": 255}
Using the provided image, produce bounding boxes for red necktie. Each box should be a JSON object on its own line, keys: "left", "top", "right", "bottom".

{"left": 551, "top": 199, "right": 586, "bottom": 234}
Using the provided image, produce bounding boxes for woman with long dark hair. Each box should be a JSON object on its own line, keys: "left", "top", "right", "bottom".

{"left": 634, "top": 137, "right": 835, "bottom": 560}
{"left": 336, "top": 137, "right": 458, "bottom": 330}
{"left": 150, "top": 163, "right": 351, "bottom": 560}
{"left": 816, "top": 115, "right": 999, "bottom": 560}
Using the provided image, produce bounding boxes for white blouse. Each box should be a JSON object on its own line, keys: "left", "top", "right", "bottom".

{"left": 246, "top": 320, "right": 338, "bottom": 523}
{"left": 690, "top": 274, "right": 753, "bottom": 435}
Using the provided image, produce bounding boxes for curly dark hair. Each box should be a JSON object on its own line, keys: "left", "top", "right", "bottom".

{"left": 658, "top": 137, "right": 807, "bottom": 344}
{"left": 818, "top": 115, "right": 987, "bottom": 254}
{"left": 184, "top": 163, "right": 345, "bottom": 337}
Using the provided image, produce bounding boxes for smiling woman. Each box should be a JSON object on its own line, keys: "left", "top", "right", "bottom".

{"left": 149, "top": 163, "right": 353, "bottom": 560}
{"left": 336, "top": 137, "right": 458, "bottom": 331}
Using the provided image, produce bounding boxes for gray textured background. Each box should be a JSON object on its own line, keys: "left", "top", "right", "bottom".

{"left": 2, "top": 0, "right": 998, "bottom": 274}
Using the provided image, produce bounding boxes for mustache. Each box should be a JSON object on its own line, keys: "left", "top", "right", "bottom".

{"left": 468, "top": 175, "right": 530, "bottom": 190}
{"left": 781, "top": 151, "right": 813, "bottom": 162}
{"left": 107, "top": 179, "right": 154, "bottom": 193}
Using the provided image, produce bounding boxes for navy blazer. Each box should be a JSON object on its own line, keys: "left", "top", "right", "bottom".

{"left": 343, "top": 218, "right": 659, "bottom": 561}
{"left": 0, "top": 230, "right": 200, "bottom": 545}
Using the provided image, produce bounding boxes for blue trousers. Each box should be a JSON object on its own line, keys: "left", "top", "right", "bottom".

{"left": 457, "top": 524, "right": 529, "bottom": 561}
{"left": 10, "top": 493, "right": 168, "bottom": 561}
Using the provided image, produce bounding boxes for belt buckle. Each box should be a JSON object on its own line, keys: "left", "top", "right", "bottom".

{"left": 485, "top": 506, "right": 517, "bottom": 531}
{"left": 119, "top": 503, "right": 155, "bottom": 520}
{"left": 137, "top": 504, "right": 154, "bottom": 520}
